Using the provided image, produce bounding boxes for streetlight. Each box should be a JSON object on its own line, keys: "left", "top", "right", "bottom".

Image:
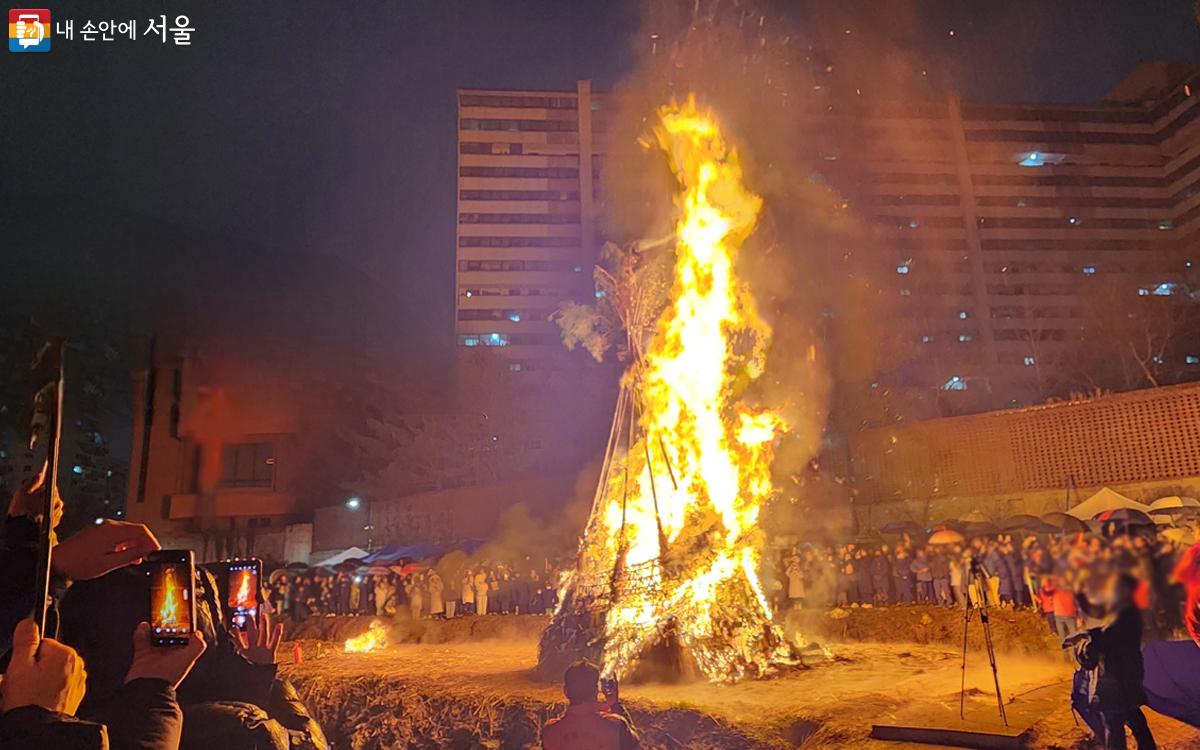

{"left": 344, "top": 496, "right": 372, "bottom": 550}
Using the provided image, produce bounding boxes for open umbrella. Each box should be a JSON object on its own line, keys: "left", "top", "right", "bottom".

{"left": 285, "top": 562, "right": 309, "bottom": 571}
{"left": 932, "top": 519, "right": 965, "bottom": 532}
{"left": 879, "top": 520, "right": 925, "bottom": 536}
{"left": 1040, "top": 512, "right": 1089, "bottom": 533}
{"left": 1149, "top": 496, "right": 1200, "bottom": 512}
{"left": 999, "top": 514, "right": 1054, "bottom": 534}
{"left": 268, "top": 568, "right": 291, "bottom": 584}
{"left": 1096, "top": 508, "right": 1155, "bottom": 527}
{"left": 928, "top": 528, "right": 966, "bottom": 545}
{"left": 365, "top": 565, "right": 391, "bottom": 576}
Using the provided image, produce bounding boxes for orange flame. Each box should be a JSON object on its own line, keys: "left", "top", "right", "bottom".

{"left": 159, "top": 567, "right": 181, "bottom": 627}
{"left": 232, "top": 570, "right": 253, "bottom": 608}
{"left": 343, "top": 619, "right": 389, "bottom": 653}
{"left": 577, "top": 97, "right": 790, "bottom": 682}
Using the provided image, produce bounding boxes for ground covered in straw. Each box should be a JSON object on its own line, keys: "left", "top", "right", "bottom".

{"left": 280, "top": 610, "right": 1200, "bottom": 749}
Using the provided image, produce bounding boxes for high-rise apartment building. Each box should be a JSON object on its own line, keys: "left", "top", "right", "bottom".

{"left": 456, "top": 63, "right": 1199, "bottom": 408}
{"left": 455, "top": 80, "right": 603, "bottom": 371}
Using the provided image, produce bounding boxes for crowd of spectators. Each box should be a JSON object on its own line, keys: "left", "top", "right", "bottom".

{"left": 268, "top": 561, "right": 571, "bottom": 622}
{"left": 773, "top": 527, "right": 1190, "bottom": 643}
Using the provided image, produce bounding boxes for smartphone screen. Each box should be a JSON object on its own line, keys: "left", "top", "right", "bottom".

{"left": 149, "top": 551, "right": 195, "bottom": 646}
{"left": 226, "top": 559, "right": 261, "bottom": 630}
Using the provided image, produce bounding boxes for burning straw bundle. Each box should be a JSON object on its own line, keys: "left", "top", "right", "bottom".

{"left": 540, "top": 98, "right": 798, "bottom": 684}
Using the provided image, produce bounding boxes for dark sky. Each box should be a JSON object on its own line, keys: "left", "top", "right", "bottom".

{"left": 2, "top": 0, "right": 1198, "bottom": 371}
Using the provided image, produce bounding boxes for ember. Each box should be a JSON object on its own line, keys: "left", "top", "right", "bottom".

{"left": 541, "top": 97, "right": 795, "bottom": 684}
{"left": 344, "top": 619, "right": 389, "bottom": 653}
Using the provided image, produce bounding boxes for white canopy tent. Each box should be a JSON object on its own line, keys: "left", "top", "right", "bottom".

{"left": 310, "top": 546, "right": 370, "bottom": 568}
{"left": 1067, "top": 487, "right": 1151, "bottom": 519}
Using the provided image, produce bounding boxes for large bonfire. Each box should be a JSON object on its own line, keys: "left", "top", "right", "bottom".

{"left": 540, "top": 97, "right": 794, "bottom": 683}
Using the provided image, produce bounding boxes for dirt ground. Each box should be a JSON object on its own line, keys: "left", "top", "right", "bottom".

{"left": 281, "top": 612, "right": 1200, "bottom": 750}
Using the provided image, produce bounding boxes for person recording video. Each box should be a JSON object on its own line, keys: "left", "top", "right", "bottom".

{"left": 0, "top": 476, "right": 207, "bottom": 750}
{"left": 542, "top": 659, "right": 639, "bottom": 750}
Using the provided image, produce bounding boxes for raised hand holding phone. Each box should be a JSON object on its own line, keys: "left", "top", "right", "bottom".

{"left": 1, "top": 619, "right": 87, "bottom": 716}
{"left": 125, "top": 622, "right": 206, "bottom": 689}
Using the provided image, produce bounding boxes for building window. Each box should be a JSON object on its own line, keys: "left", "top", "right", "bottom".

{"left": 941, "top": 376, "right": 967, "bottom": 391}
{"left": 1082, "top": 265, "right": 1096, "bottom": 275}
{"left": 1016, "top": 151, "right": 1065, "bottom": 167}
{"left": 896, "top": 264, "right": 910, "bottom": 274}
{"left": 1187, "top": 355, "right": 1200, "bottom": 365}
{"left": 219, "top": 443, "right": 275, "bottom": 488}
{"left": 958, "top": 334, "right": 973, "bottom": 342}
{"left": 1067, "top": 216, "right": 1080, "bottom": 225}
{"left": 1158, "top": 220, "right": 1174, "bottom": 231}
{"left": 1024, "top": 356, "right": 1036, "bottom": 366}
{"left": 958, "top": 310, "right": 969, "bottom": 319}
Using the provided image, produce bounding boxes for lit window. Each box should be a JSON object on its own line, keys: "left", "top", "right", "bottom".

{"left": 1187, "top": 261, "right": 1194, "bottom": 269}
{"left": 958, "top": 334, "right": 973, "bottom": 343}
{"left": 941, "top": 376, "right": 967, "bottom": 391}
{"left": 1138, "top": 288, "right": 1150, "bottom": 296}
{"left": 487, "top": 332, "right": 508, "bottom": 346}
{"left": 1158, "top": 220, "right": 1174, "bottom": 231}
{"left": 573, "top": 265, "right": 583, "bottom": 272}
{"left": 1153, "top": 355, "right": 1164, "bottom": 365}
{"left": 1024, "top": 356, "right": 1036, "bottom": 366}
{"left": 595, "top": 290, "right": 606, "bottom": 298}
{"left": 462, "top": 336, "right": 480, "bottom": 346}
{"left": 465, "top": 290, "right": 473, "bottom": 297}
{"left": 1016, "top": 151, "right": 1064, "bottom": 167}
{"left": 958, "top": 310, "right": 968, "bottom": 320}
{"left": 896, "top": 264, "right": 910, "bottom": 274}
{"left": 94, "top": 517, "right": 104, "bottom": 525}
{"left": 72, "top": 465, "right": 83, "bottom": 474}
{"left": 1067, "top": 217, "right": 1080, "bottom": 226}
{"left": 822, "top": 153, "right": 838, "bottom": 161}
{"left": 1082, "top": 265, "right": 1096, "bottom": 275}
{"left": 1187, "top": 355, "right": 1200, "bottom": 365}
{"left": 508, "top": 363, "right": 522, "bottom": 371}
{"left": 899, "top": 288, "right": 911, "bottom": 296}
{"left": 908, "top": 219, "right": 920, "bottom": 229}
{"left": 507, "top": 312, "right": 521, "bottom": 322}
{"left": 1153, "top": 283, "right": 1179, "bottom": 296}
{"left": 921, "top": 335, "right": 933, "bottom": 343}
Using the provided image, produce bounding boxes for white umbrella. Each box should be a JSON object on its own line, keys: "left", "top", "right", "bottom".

{"left": 1149, "top": 496, "right": 1200, "bottom": 511}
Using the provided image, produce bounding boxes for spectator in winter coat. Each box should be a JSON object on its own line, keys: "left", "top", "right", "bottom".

{"left": 911, "top": 551, "right": 933, "bottom": 603}
{"left": 894, "top": 549, "right": 915, "bottom": 604}
{"left": 930, "top": 552, "right": 952, "bottom": 606}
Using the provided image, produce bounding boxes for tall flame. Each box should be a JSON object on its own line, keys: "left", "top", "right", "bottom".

{"left": 234, "top": 570, "right": 253, "bottom": 607}
{"left": 160, "top": 567, "right": 181, "bottom": 627}
{"left": 560, "top": 97, "right": 789, "bottom": 683}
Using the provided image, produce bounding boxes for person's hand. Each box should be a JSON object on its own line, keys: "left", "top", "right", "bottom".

{"left": 52, "top": 521, "right": 160, "bottom": 581}
{"left": 233, "top": 610, "right": 283, "bottom": 665}
{"left": 1, "top": 619, "right": 87, "bottom": 716}
{"left": 7, "top": 465, "right": 63, "bottom": 539}
{"left": 601, "top": 677, "right": 619, "bottom": 709}
{"left": 124, "top": 623, "right": 206, "bottom": 689}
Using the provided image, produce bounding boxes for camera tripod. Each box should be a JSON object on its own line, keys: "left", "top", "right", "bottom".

{"left": 959, "top": 558, "right": 1008, "bottom": 726}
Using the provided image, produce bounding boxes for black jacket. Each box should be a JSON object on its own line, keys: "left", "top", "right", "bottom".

{"left": 0, "top": 705, "right": 108, "bottom": 749}
{"left": 0, "top": 515, "right": 184, "bottom": 750}
{"left": 1089, "top": 605, "right": 1147, "bottom": 710}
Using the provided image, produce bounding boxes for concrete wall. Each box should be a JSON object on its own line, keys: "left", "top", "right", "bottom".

{"left": 312, "top": 473, "right": 579, "bottom": 554}
{"left": 848, "top": 382, "right": 1200, "bottom": 529}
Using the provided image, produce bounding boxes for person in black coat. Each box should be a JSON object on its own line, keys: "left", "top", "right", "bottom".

{"left": 1067, "top": 574, "right": 1158, "bottom": 750}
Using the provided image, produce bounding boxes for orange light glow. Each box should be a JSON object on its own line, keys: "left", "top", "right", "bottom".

{"left": 343, "top": 619, "right": 389, "bottom": 653}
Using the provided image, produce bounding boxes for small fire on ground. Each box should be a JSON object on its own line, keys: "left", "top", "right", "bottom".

{"left": 344, "top": 619, "right": 389, "bottom": 653}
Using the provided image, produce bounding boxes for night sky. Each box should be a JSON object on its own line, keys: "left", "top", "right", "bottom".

{"left": 2, "top": 0, "right": 1198, "bottom": 371}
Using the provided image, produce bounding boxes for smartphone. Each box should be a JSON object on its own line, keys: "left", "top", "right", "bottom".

{"left": 225, "top": 558, "right": 263, "bottom": 631}
{"left": 600, "top": 677, "right": 618, "bottom": 701}
{"left": 147, "top": 550, "right": 196, "bottom": 647}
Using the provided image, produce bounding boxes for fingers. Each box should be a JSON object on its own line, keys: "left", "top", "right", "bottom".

{"left": 244, "top": 612, "right": 260, "bottom": 646}
{"left": 235, "top": 628, "right": 249, "bottom": 652}
{"left": 102, "top": 522, "right": 161, "bottom": 566}
{"left": 131, "top": 621, "right": 151, "bottom": 652}
{"left": 10, "top": 619, "right": 40, "bottom": 665}
{"left": 185, "top": 630, "right": 207, "bottom": 661}
{"left": 268, "top": 622, "right": 283, "bottom": 651}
